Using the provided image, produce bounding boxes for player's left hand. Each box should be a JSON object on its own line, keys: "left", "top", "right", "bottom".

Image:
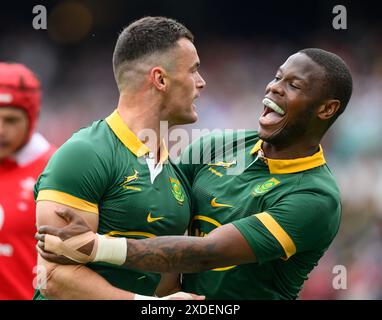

{"left": 35, "top": 208, "right": 96, "bottom": 265}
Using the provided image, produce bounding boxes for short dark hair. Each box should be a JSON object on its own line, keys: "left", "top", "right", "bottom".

{"left": 113, "top": 16, "right": 193, "bottom": 75}
{"left": 299, "top": 48, "right": 353, "bottom": 122}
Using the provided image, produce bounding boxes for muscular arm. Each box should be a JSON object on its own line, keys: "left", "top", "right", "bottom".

{"left": 122, "top": 223, "right": 256, "bottom": 273}
{"left": 36, "top": 201, "right": 135, "bottom": 299}
{"left": 38, "top": 209, "right": 256, "bottom": 275}
{"left": 37, "top": 201, "right": 185, "bottom": 299}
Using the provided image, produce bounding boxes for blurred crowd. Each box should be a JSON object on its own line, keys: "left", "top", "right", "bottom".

{"left": 2, "top": 13, "right": 381, "bottom": 299}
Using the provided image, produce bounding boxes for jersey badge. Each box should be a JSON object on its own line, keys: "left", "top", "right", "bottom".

{"left": 169, "top": 177, "right": 185, "bottom": 205}
{"left": 252, "top": 177, "right": 280, "bottom": 196}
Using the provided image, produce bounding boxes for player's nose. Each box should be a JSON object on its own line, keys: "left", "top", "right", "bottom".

{"left": 196, "top": 72, "right": 206, "bottom": 89}
{"left": 266, "top": 79, "right": 285, "bottom": 97}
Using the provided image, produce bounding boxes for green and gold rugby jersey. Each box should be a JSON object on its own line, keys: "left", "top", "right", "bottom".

{"left": 179, "top": 131, "right": 341, "bottom": 300}
{"left": 33, "top": 110, "right": 190, "bottom": 299}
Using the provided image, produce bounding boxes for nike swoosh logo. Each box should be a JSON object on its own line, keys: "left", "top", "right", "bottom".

{"left": 210, "top": 198, "right": 233, "bottom": 208}
{"left": 147, "top": 212, "right": 164, "bottom": 223}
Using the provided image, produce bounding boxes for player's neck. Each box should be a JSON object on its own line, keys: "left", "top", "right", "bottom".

{"left": 262, "top": 139, "right": 321, "bottom": 160}
{"left": 117, "top": 93, "right": 165, "bottom": 160}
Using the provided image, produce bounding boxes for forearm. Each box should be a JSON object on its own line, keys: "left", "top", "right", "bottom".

{"left": 96, "top": 224, "right": 255, "bottom": 273}
{"left": 42, "top": 263, "right": 134, "bottom": 300}
{"left": 123, "top": 236, "right": 226, "bottom": 273}
{"left": 38, "top": 212, "right": 255, "bottom": 274}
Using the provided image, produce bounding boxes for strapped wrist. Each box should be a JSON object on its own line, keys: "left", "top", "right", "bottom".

{"left": 93, "top": 234, "right": 127, "bottom": 265}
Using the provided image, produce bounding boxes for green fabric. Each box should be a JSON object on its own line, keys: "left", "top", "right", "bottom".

{"left": 33, "top": 118, "right": 191, "bottom": 299}
{"left": 180, "top": 131, "right": 341, "bottom": 300}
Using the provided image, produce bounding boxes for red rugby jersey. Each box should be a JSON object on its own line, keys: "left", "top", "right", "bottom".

{"left": 0, "top": 133, "right": 55, "bottom": 300}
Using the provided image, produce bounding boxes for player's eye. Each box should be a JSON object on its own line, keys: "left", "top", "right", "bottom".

{"left": 5, "top": 117, "right": 21, "bottom": 125}
{"left": 274, "top": 75, "right": 281, "bottom": 81}
{"left": 191, "top": 63, "right": 200, "bottom": 73}
{"left": 290, "top": 83, "right": 300, "bottom": 89}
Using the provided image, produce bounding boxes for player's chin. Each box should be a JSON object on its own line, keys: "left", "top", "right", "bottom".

{"left": 180, "top": 108, "right": 198, "bottom": 124}
{"left": 258, "top": 124, "right": 283, "bottom": 142}
{"left": 189, "top": 109, "right": 198, "bottom": 123}
{"left": 190, "top": 103, "right": 198, "bottom": 119}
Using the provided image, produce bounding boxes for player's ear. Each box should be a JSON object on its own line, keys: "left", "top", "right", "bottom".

{"left": 150, "top": 67, "right": 168, "bottom": 91}
{"left": 317, "top": 99, "right": 340, "bottom": 120}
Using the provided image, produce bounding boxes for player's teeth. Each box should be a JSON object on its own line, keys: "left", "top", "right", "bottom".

{"left": 262, "top": 98, "right": 285, "bottom": 115}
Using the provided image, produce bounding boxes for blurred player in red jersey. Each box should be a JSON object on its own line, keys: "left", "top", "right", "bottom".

{"left": 0, "top": 63, "right": 56, "bottom": 299}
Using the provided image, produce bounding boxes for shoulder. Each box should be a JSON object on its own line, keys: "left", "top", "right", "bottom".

{"left": 279, "top": 168, "right": 341, "bottom": 240}
{"left": 35, "top": 121, "right": 115, "bottom": 201}
{"left": 297, "top": 164, "right": 341, "bottom": 207}
{"left": 53, "top": 120, "right": 114, "bottom": 161}
{"left": 43, "top": 120, "right": 118, "bottom": 179}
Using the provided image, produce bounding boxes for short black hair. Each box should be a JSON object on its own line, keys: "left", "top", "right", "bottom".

{"left": 113, "top": 16, "right": 193, "bottom": 76}
{"left": 299, "top": 48, "right": 353, "bottom": 122}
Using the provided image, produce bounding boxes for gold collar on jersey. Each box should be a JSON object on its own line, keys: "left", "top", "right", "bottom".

{"left": 106, "top": 109, "right": 168, "bottom": 162}
{"left": 250, "top": 139, "right": 326, "bottom": 174}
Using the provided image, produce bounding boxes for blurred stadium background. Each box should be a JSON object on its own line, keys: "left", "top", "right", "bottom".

{"left": 1, "top": 0, "right": 381, "bottom": 299}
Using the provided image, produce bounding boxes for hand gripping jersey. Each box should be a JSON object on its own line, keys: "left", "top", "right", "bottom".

{"left": 0, "top": 133, "right": 55, "bottom": 299}
{"left": 179, "top": 131, "right": 341, "bottom": 299}
{"left": 33, "top": 110, "right": 191, "bottom": 299}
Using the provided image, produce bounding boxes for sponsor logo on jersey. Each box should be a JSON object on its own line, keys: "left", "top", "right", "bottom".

{"left": 210, "top": 197, "right": 233, "bottom": 208}
{"left": 169, "top": 177, "right": 185, "bottom": 205}
{"left": 120, "top": 169, "right": 141, "bottom": 191}
{"left": 0, "top": 93, "right": 12, "bottom": 103}
{"left": 0, "top": 244, "right": 13, "bottom": 257}
{"left": 208, "top": 160, "right": 237, "bottom": 169}
{"left": 146, "top": 212, "right": 164, "bottom": 223}
{"left": 207, "top": 160, "right": 237, "bottom": 177}
{"left": 252, "top": 177, "right": 280, "bottom": 196}
{"left": 208, "top": 167, "right": 223, "bottom": 177}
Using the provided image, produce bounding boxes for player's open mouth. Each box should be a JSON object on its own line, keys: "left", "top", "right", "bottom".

{"left": 259, "top": 97, "right": 286, "bottom": 127}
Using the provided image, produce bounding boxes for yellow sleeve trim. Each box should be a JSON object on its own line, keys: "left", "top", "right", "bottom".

{"left": 37, "top": 190, "right": 99, "bottom": 214}
{"left": 255, "top": 212, "right": 296, "bottom": 260}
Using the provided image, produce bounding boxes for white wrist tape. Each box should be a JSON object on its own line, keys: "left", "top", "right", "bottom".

{"left": 94, "top": 234, "right": 127, "bottom": 266}
{"left": 134, "top": 294, "right": 162, "bottom": 300}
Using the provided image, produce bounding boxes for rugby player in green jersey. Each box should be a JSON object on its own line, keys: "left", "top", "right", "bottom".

{"left": 33, "top": 16, "right": 206, "bottom": 300}
{"left": 37, "top": 48, "right": 353, "bottom": 299}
